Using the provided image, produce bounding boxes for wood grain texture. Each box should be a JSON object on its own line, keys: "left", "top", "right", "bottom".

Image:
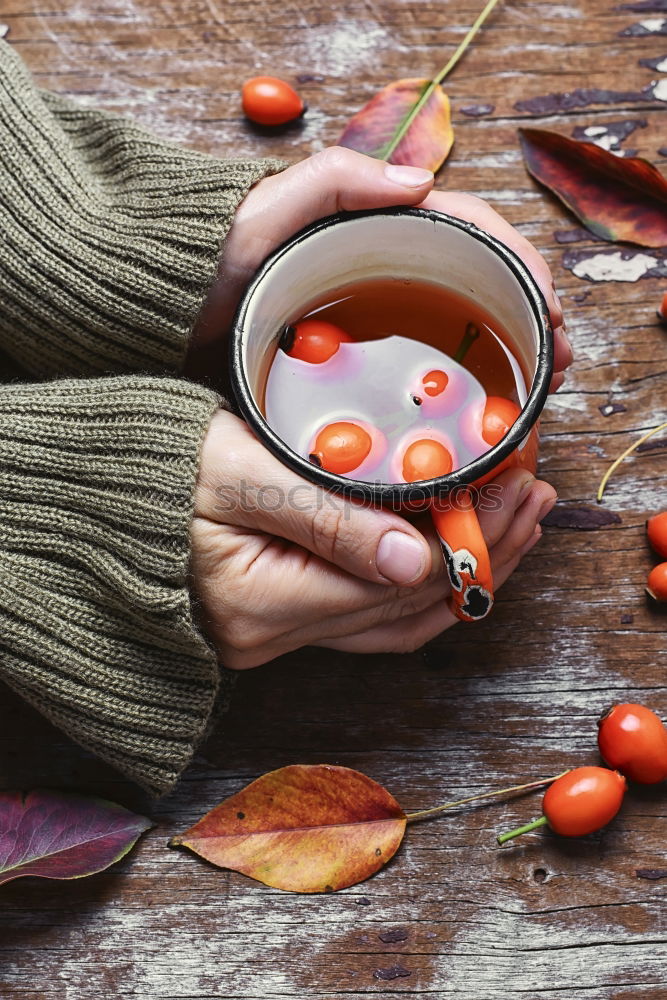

{"left": 1, "top": 0, "right": 666, "bottom": 996}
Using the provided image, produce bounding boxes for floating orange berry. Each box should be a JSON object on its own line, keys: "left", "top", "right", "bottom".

{"left": 309, "top": 421, "right": 372, "bottom": 475}
{"left": 647, "top": 511, "right": 667, "bottom": 559}
{"left": 422, "top": 369, "right": 449, "bottom": 397}
{"left": 402, "top": 438, "right": 453, "bottom": 483}
{"left": 281, "top": 319, "right": 352, "bottom": 364}
{"left": 482, "top": 396, "right": 521, "bottom": 447}
{"left": 242, "top": 76, "right": 305, "bottom": 126}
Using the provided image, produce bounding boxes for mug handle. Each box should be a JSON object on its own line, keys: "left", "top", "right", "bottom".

{"left": 430, "top": 488, "right": 493, "bottom": 623}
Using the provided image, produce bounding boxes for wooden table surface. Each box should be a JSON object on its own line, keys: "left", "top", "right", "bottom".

{"left": 1, "top": 1, "right": 666, "bottom": 997}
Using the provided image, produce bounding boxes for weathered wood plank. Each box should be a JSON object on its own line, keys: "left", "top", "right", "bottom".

{"left": 1, "top": 0, "right": 666, "bottom": 996}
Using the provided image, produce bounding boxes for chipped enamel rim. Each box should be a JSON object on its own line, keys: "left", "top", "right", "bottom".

{"left": 230, "top": 207, "right": 554, "bottom": 505}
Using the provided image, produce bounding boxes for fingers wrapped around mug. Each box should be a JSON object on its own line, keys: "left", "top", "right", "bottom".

{"left": 312, "top": 468, "right": 556, "bottom": 655}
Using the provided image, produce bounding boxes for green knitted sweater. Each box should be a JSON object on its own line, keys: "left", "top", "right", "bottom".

{"left": 0, "top": 40, "right": 285, "bottom": 795}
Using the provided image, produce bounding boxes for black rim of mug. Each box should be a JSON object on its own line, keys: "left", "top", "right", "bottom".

{"left": 229, "top": 206, "right": 554, "bottom": 505}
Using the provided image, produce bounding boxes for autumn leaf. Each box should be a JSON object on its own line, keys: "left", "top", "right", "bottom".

{"left": 169, "top": 764, "right": 407, "bottom": 893}
{"left": 338, "top": 0, "right": 501, "bottom": 173}
{"left": 339, "top": 78, "right": 454, "bottom": 173}
{"left": 0, "top": 789, "right": 153, "bottom": 886}
{"left": 519, "top": 127, "right": 667, "bottom": 248}
{"left": 169, "top": 764, "right": 568, "bottom": 894}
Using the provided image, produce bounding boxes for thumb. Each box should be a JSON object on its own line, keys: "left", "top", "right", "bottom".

{"left": 191, "top": 148, "right": 434, "bottom": 358}
{"left": 255, "top": 146, "right": 435, "bottom": 231}
{"left": 197, "top": 410, "right": 433, "bottom": 587}
{"left": 227, "top": 147, "right": 434, "bottom": 278}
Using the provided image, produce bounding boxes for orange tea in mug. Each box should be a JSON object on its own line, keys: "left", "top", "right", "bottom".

{"left": 231, "top": 208, "right": 553, "bottom": 623}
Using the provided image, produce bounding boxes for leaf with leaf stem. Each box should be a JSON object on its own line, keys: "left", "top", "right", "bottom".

{"left": 339, "top": 78, "right": 453, "bottom": 172}
{"left": 338, "top": 0, "right": 502, "bottom": 172}
{"left": 169, "top": 764, "right": 567, "bottom": 893}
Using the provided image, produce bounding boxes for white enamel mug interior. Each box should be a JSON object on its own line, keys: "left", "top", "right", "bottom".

{"left": 230, "top": 207, "right": 553, "bottom": 505}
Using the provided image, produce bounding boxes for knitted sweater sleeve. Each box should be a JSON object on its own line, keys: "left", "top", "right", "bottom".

{"left": 0, "top": 38, "right": 285, "bottom": 377}
{"left": 0, "top": 41, "right": 286, "bottom": 794}
{"left": 0, "top": 377, "right": 222, "bottom": 795}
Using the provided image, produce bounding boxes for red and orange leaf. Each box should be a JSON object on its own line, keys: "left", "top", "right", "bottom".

{"left": 0, "top": 790, "right": 152, "bottom": 886}
{"left": 169, "top": 764, "right": 406, "bottom": 893}
{"left": 339, "top": 78, "right": 454, "bottom": 173}
{"left": 519, "top": 127, "right": 667, "bottom": 248}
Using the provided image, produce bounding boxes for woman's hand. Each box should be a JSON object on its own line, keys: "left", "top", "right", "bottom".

{"left": 189, "top": 147, "right": 565, "bottom": 669}
{"left": 192, "top": 409, "right": 556, "bottom": 669}
{"left": 188, "top": 146, "right": 572, "bottom": 393}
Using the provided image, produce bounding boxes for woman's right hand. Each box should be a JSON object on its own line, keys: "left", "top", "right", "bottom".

{"left": 188, "top": 147, "right": 572, "bottom": 396}
{"left": 191, "top": 410, "right": 556, "bottom": 669}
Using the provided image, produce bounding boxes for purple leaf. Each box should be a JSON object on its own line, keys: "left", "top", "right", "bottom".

{"left": 519, "top": 128, "right": 667, "bottom": 248}
{"left": 0, "top": 790, "right": 153, "bottom": 886}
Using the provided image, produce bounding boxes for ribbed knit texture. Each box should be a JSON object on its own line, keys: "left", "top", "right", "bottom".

{"left": 0, "top": 39, "right": 284, "bottom": 377}
{"left": 0, "top": 377, "right": 222, "bottom": 794}
{"left": 0, "top": 40, "right": 286, "bottom": 793}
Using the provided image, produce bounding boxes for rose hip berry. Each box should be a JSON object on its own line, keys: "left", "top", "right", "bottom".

{"left": 497, "top": 766, "right": 627, "bottom": 844}
{"left": 421, "top": 369, "right": 449, "bottom": 398}
{"left": 482, "top": 396, "right": 521, "bottom": 447}
{"left": 281, "top": 319, "right": 352, "bottom": 364}
{"left": 647, "top": 562, "right": 667, "bottom": 603}
{"left": 242, "top": 76, "right": 305, "bottom": 126}
{"left": 658, "top": 291, "right": 667, "bottom": 324}
{"left": 647, "top": 511, "right": 667, "bottom": 560}
{"left": 402, "top": 438, "right": 453, "bottom": 483}
{"left": 309, "top": 421, "right": 372, "bottom": 475}
{"left": 598, "top": 703, "right": 667, "bottom": 784}
{"left": 543, "top": 767, "right": 626, "bottom": 836}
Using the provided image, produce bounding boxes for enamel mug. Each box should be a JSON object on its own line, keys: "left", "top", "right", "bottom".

{"left": 230, "top": 207, "right": 553, "bottom": 623}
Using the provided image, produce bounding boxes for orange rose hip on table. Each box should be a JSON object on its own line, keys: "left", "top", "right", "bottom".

{"left": 598, "top": 703, "right": 667, "bottom": 784}
{"left": 241, "top": 76, "right": 305, "bottom": 126}
{"left": 230, "top": 208, "right": 553, "bottom": 623}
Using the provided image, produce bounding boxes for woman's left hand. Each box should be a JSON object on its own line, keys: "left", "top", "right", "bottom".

{"left": 187, "top": 147, "right": 571, "bottom": 393}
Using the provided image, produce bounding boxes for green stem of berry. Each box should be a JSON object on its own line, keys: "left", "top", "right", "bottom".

{"left": 497, "top": 814, "right": 548, "bottom": 845}
{"left": 454, "top": 322, "right": 481, "bottom": 364}
{"left": 405, "top": 771, "right": 568, "bottom": 823}
{"left": 380, "top": 0, "right": 502, "bottom": 161}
